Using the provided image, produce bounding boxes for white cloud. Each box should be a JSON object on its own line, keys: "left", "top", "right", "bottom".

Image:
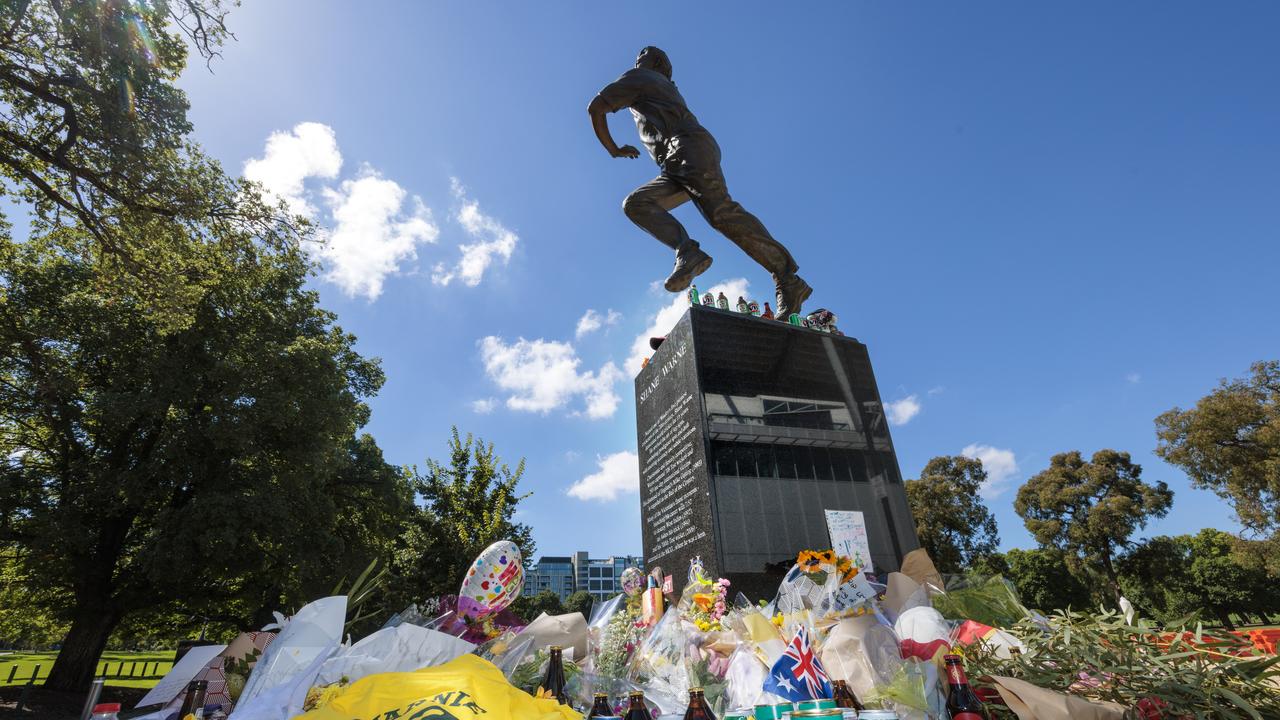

{"left": 432, "top": 178, "right": 518, "bottom": 287}
{"left": 885, "top": 395, "right": 922, "bottom": 426}
{"left": 246, "top": 123, "right": 439, "bottom": 300}
{"left": 568, "top": 451, "right": 640, "bottom": 501}
{"left": 627, "top": 278, "right": 750, "bottom": 374}
{"left": 471, "top": 398, "right": 497, "bottom": 414}
{"left": 1126, "top": 372, "right": 1142, "bottom": 384}
{"left": 576, "top": 308, "right": 622, "bottom": 338}
{"left": 243, "top": 122, "right": 342, "bottom": 217}
{"left": 319, "top": 168, "right": 439, "bottom": 300}
{"left": 961, "top": 443, "right": 1020, "bottom": 498}
{"left": 479, "top": 336, "right": 624, "bottom": 419}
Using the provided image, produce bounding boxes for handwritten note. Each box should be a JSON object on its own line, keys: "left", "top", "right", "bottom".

{"left": 824, "top": 509, "right": 875, "bottom": 574}
{"left": 834, "top": 573, "right": 878, "bottom": 610}
{"left": 135, "top": 643, "right": 226, "bottom": 708}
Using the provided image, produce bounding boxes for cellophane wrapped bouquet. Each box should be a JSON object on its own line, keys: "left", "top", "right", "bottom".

{"left": 624, "top": 558, "right": 741, "bottom": 715}
{"left": 582, "top": 567, "right": 651, "bottom": 710}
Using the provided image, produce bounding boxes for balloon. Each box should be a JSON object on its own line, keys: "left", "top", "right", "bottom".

{"left": 456, "top": 540, "right": 524, "bottom": 620}
{"left": 620, "top": 566, "right": 645, "bottom": 597}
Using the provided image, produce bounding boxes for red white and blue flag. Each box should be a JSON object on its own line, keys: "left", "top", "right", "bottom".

{"left": 763, "top": 625, "right": 832, "bottom": 701}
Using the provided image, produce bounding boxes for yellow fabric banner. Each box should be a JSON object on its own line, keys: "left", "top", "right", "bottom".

{"left": 293, "top": 654, "right": 581, "bottom": 720}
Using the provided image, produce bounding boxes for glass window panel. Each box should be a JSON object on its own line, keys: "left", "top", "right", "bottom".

{"left": 812, "top": 447, "right": 833, "bottom": 481}
{"left": 849, "top": 452, "right": 869, "bottom": 482}
{"left": 755, "top": 445, "right": 776, "bottom": 479}
{"left": 830, "top": 449, "right": 851, "bottom": 482}
{"left": 714, "top": 442, "right": 735, "bottom": 476}
{"left": 775, "top": 445, "right": 797, "bottom": 479}
{"left": 734, "top": 444, "right": 757, "bottom": 477}
{"left": 793, "top": 446, "right": 814, "bottom": 479}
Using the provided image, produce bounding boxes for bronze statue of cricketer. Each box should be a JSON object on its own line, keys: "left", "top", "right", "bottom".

{"left": 589, "top": 46, "right": 811, "bottom": 319}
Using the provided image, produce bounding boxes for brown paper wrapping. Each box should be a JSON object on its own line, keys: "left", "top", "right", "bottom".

{"left": 988, "top": 675, "right": 1126, "bottom": 720}
{"left": 899, "top": 548, "right": 943, "bottom": 590}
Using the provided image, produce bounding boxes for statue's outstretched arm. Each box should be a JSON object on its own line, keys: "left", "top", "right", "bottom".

{"left": 588, "top": 96, "right": 640, "bottom": 159}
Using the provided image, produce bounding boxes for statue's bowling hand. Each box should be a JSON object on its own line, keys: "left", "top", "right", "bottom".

{"left": 613, "top": 145, "right": 641, "bottom": 159}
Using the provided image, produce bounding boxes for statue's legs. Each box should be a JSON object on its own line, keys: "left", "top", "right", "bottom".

{"left": 622, "top": 175, "right": 693, "bottom": 250}
{"left": 663, "top": 133, "right": 800, "bottom": 283}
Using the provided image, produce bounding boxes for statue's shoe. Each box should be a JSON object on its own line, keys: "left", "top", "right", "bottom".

{"left": 775, "top": 274, "right": 813, "bottom": 321}
{"left": 663, "top": 242, "right": 713, "bottom": 293}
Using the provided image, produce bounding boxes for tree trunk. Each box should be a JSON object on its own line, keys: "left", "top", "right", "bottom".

{"left": 1100, "top": 553, "right": 1123, "bottom": 604}
{"left": 1215, "top": 608, "right": 1236, "bottom": 631}
{"left": 43, "top": 599, "right": 122, "bottom": 693}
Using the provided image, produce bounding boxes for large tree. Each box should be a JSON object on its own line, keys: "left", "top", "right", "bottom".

{"left": 1014, "top": 450, "right": 1173, "bottom": 602}
{"left": 387, "top": 428, "right": 535, "bottom": 607}
{"left": 0, "top": 228, "right": 403, "bottom": 691}
{"left": 905, "top": 455, "right": 1000, "bottom": 574}
{"left": 1, "top": 0, "right": 302, "bottom": 328}
{"left": 1155, "top": 360, "right": 1280, "bottom": 538}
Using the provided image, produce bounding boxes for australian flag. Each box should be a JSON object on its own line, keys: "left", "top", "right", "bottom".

{"left": 763, "top": 625, "right": 832, "bottom": 701}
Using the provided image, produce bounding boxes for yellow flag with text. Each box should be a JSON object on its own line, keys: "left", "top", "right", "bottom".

{"left": 293, "top": 654, "right": 581, "bottom": 720}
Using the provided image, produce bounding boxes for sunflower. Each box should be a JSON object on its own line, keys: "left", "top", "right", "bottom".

{"left": 797, "top": 550, "right": 825, "bottom": 569}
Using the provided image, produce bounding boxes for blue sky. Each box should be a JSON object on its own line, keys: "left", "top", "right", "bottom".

{"left": 175, "top": 2, "right": 1279, "bottom": 560}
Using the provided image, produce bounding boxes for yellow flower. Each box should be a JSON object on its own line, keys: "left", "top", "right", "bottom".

{"left": 771, "top": 613, "right": 784, "bottom": 627}
{"left": 535, "top": 686, "right": 555, "bottom": 700}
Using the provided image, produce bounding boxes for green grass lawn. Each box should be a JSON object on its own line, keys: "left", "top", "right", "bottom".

{"left": 0, "top": 651, "right": 174, "bottom": 689}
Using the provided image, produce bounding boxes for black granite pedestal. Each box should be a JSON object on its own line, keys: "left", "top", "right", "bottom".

{"left": 634, "top": 306, "right": 919, "bottom": 599}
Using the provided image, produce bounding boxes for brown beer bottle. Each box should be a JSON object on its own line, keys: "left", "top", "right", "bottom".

{"left": 588, "top": 692, "right": 613, "bottom": 719}
{"left": 683, "top": 687, "right": 716, "bottom": 720}
{"left": 177, "top": 680, "right": 208, "bottom": 720}
{"left": 541, "top": 646, "right": 569, "bottom": 706}
{"left": 943, "top": 654, "right": 987, "bottom": 719}
{"left": 831, "top": 679, "right": 865, "bottom": 712}
{"left": 624, "top": 690, "right": 650, "bottom": 720}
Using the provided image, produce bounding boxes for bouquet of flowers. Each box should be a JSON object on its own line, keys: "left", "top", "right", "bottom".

{"left": 586, "top": 568, "right": 651, "bottom": 682}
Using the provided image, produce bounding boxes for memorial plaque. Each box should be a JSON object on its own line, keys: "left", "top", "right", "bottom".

{"left": 635, "top": 306, "right": 920, "bottom": 598}
{"left": 634, "top": 312, "right": 718, "bottom": 581}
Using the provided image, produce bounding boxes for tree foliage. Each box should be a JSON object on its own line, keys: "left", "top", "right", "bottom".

{"left": 1002, "top": 548, "right": 1092, "bottom": 614}
{"left": 905, "top": 455, "right": 1000, "bottom": 574}
{"left": 1118, "top": 530, "right": 1278, "bottom": 630}
{"left": 387, "top": 428, "right": 535, "bottom": 608}
{"left": 1156, "top": 360, "right": 1280, "bottom": 538}
{"left": 1014, "top": 450, "right": 1172, "bottom": 601}
{"left": 511, "top": 590, "right": 566, "bottom": 622}
{"left": 564, "top": 590, "right": 595, "bottom": 620}
{"left": 0, "top": 0, "right": 304, "bottom": 328}
{"left": 0, "top": 230, "right": 407, "bottom": 690}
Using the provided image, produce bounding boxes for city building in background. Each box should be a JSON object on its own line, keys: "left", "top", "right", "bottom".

{"left": 522, "top": 551, "right": 645, "bottom": 602}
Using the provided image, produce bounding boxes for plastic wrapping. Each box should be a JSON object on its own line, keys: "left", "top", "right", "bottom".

{"left": 930, "top": 574, "right": 1028, "bottom": 629}
{"left": 627, "top": 605, "right": 692, "bottom": 715}
{"left": 234, "top": 596, "right": 347, "bottom": 710}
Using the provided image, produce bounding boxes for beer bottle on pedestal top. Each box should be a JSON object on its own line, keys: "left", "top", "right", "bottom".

{"left": 716, "top": 292, "right": 729, "bottom": 310}
{"left": 624, "top": 690, "right": 650, "bottom": 720}
{"left": 943, "top": 654, "right": 987, "bottom": 719}
{"left": 541, "top": 645, "right": 569, "bottom": 706}
{"left": 688, "top": 285, "right": 700, "bottom": 306}
{"left": 830, "top": 679, "right": 865, "bottom": 712}
{"left": 761, "top": 302, "right": 774, "bottom": 320}
{"left": 588, "top": 692, "right": 613, "bottom": 719}
{"left": 683, "top": 687, "right": 716, "bottom": 720}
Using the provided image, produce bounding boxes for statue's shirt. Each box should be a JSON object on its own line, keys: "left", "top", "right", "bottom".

{"left": 596, "top": 67, "right": 707, "bottom": 166}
